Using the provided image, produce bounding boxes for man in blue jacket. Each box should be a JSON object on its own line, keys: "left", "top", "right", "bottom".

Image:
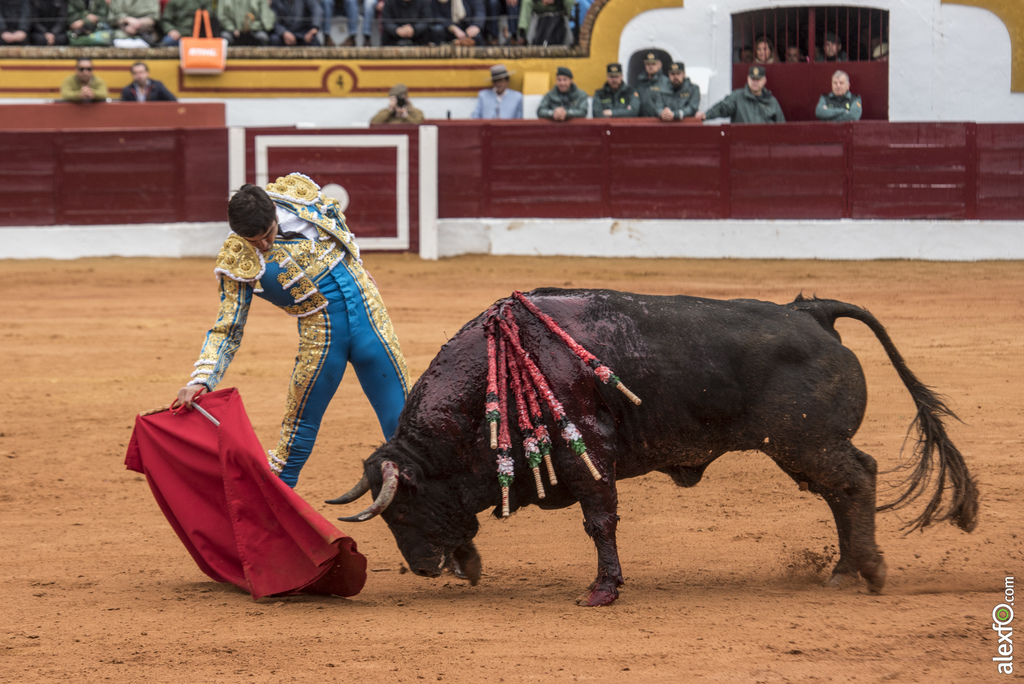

{"left": 121, "top": 62, "right": 177, "bottom": 101}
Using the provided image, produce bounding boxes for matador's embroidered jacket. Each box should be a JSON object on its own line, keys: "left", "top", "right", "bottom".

{"left": 187, "top": 173, "right": 409, "bottom": 392}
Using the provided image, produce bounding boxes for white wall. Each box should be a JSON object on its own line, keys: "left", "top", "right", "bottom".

{"left": 3, "top": 218, "right": 1021, "bottom": 261}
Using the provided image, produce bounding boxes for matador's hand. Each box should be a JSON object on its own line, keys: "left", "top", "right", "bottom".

{"left": 173, "top": 384, "right": 206, "bottom": 410}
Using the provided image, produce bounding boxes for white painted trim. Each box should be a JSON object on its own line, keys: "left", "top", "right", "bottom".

{"left": 2, "top": 218, "right": 1020, "bottom": 261}
{"left": 252, "top": 134, "right": 411, "bottom": 251}
{"left": 436, "top": 218, "right": 1024, "bottom": 261}
{"left": 418, "top": 125, "right": 439, "bottom": 261}
{"left": 228, "top": 126, "right": 246, "bottom": 194}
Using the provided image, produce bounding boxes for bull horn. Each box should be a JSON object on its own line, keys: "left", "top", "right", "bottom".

{"left": 324, "top": 474, "right": 370, "bottom": 505}
{"left": 337, "top": 461, "right": 399, "bottom": 523}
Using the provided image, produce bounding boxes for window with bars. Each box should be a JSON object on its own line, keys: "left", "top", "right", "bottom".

{"left": 733, "top": 6, "right": 889, "bottom": 64}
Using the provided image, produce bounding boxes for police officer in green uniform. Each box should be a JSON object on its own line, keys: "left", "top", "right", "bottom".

{"left": 657, "top": 61, "right": 701, "bottom": 121}
{"left": 815, "top": 70, "right": 862, "bottom": 121}
{"left": 634, "top": 52, "right": 672, "bottom": 117}
{"left": 696, "top": 64, "right": 785, "bottom": 124}
{"left": 538, "top": 65, "right": 589, "bottom": 121}
{"left": 592, "top": 62, "right": 639, "bottom": 118}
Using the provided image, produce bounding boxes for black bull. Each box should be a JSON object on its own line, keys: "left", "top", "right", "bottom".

{"left": 331, "top": 289, "right": 978, "bottom": 606}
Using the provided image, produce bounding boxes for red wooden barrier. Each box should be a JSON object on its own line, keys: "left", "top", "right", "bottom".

{"left": 0, "top": 128, "right": 228, "bottom": 226}
{"left": 435, "top": 121, "right": 1024, "bottom": 222}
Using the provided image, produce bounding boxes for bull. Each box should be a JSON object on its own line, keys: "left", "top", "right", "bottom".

{"left": 330, "top": 289, "right": 978, "bottom": 606}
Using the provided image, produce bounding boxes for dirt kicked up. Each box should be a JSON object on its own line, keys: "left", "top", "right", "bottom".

{"left": 1, "top": 255, "right": 1021, "bottom": 682}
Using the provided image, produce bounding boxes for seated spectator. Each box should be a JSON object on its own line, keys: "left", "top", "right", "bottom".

{"left": 0, "top": 0, "right": 31, "bottom": 45}
{"left": 816, "top": 32, "right": 848, "bottom": 62}
{"left": 271, "top": 0, "right": 322, "bottom": 45}
{"left": 109, "top": 0, "right": 160, "bottom": 44}
{"left": 591, "top": 62, "right": 638, "bottom": 119}
{"left": 754, "top": 35, "right": 777, "bottom": 64}
{"left": 60, "top": 58, "right": 109, "bottom": 102}
{"left": 518, "top": 0, "right": 573, "bottom": 47}
{"left": 537, "top": 65, "right": 587, "bottom": 122}
{"left": 68, "top": 0, "right": 111, "bottom": 44}
{"left": 358, "top": 0, "right": 382, "bottom": 46}
{"left": 471, "top": 64, "right": 523, "bottom": 119}
{"left": 219, "top": 0, "right": 275, "bottom": 45}
{"left": 490, "top": 0, "right": 520, "bottom": 45}
{"left": 121, "top": 62, "right": 177, "bottom": 101}
{"left": 434, "top": 0, "right": 484, "bottom": 46}
{"left": 370, "top": 83, "right": 425, "bottom": 123}
{"left": 785, "top": 44, "right": 804, "bottom": 63}
{"left": 815, "top": 69, "right": 862, "bottom": 122}
{"left": 658, "top": 61, "right": 700, "bottom": 121}
{"left": 29, "top": 0, "right": 68, "bottom": 45}
{"left": 695, "top": 65, "right": 785, "bottom": 124}
{"left": 634, "top": 51, "right": 670, "bottom": 117}
{"left": 381, "top": 0, "right": 429, "bottom": 46}
{"left": 159, "top": 0, "right": 218, "bottom": 46}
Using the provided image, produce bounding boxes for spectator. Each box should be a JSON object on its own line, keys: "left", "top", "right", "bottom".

{"left": 271, "top": 0, "right": 322, "bottom": 45}
{"left": 336, "top": 0, "right": 361, "bottom": 45}
{"left": 121, "top": 62, "right": 177, "bottom": 101}
{"left": 0, "top": 0, "right": 31, "bottom": 45}
{"left": 537, "top": 65, "right": 587, "bottom": 122}
{"left": 219, "top": 0, "right": 275, "bottom": 45}
{"left": 490, "top": 0, "right": 519, "bottom": 45}
{"left": 568, "top": 0, "right": 587, "bottom": 34}
{"left": 518, "top": 0, "right": 572, "bottom": 47}
{"left": 695, "top": 64, "right": 785, "bottom": 124}
{"left": 591, "top": 62, "right": 638, "bottom": 119}
{"left": 872, "top": 42, "right": 888, "bottom": 62}
{"left": 816, "top": 31, "right": 848, "bottom": 62}
{"left": 471, "top": 64, "right": 523, "bottom": 119}
{"left": 738, "top": 45, "right": 754, "bottom": 63}
{"left": 434, "top": 0, "right": 485, "bottom": 46}
{"left": 785, "top": 45, "right": 803, "bottom": 63}
{"left": 657, "top": 61, "right": 700, "bottom": 121}
{"left": 358, "top": 0, "right": 381, "bottom": 46}
{"left": 381, "top": 0, "right": 429, "bottom": 46}
{"left": 159, "top": 0, "right": 217, "bottom": 46}
{"left": 29, "top": 0, "right": 68, "bottom": 45}
{"left": 109, "top": 0, "right": 160, "bottom": 44}
{"left": 754, "top": 35, "right": 777, "bottom": 64}
{"left": 68, "top": 0, "right": 111, "bottom": 43}
{"left": 634, "top": 51, "right": 670, "bottom": 117}
{"left": 815, "top": 69, "right": 862, "bottom": 122}
{"left": 371, "top": 83, "right": 425, "bottom": 123}
{"left": 60, "top": 58, "right": 109, "bottom": 102}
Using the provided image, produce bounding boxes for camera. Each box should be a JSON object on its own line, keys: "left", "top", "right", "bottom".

{"left": 395, "top": 94, "right": 407, "bottom": 108}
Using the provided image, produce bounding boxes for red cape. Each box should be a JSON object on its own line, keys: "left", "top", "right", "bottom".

{"left": 125, "top": 388, "right": 367, "bottom": 600}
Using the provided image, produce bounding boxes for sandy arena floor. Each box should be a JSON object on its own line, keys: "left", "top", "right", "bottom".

{"left": 1, "top": 254, "right": 1021, "bottom": 682}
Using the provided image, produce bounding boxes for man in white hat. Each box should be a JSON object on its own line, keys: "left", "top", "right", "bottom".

{"left": 470, "top": 64, "right": 523, "bottom": 119}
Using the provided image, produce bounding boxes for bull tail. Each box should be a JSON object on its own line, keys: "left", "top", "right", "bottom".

{"left": 788, "top": 295, "right": 979, "bottom": 534}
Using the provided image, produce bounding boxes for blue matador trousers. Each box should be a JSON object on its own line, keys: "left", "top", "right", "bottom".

{"left": 274, "top": 263, "right": 408, "bottom": 487}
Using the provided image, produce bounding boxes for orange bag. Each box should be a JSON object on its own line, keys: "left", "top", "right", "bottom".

{"left": 179, "top": 10, "right": 227, "bottom": 75}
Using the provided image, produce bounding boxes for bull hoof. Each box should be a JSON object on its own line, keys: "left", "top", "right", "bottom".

{"left": 826, "top": 571, "right": 859, "bottom": 588}
{"left": 576, "top": 588, "right": 618, "bottom": 607}
{"left": 862, "top": 557, "right": 887, "bottom": 594}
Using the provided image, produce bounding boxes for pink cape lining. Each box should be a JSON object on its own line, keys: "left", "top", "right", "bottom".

{"left": 125, "top": 388, "right": 367, "bottom": 600}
